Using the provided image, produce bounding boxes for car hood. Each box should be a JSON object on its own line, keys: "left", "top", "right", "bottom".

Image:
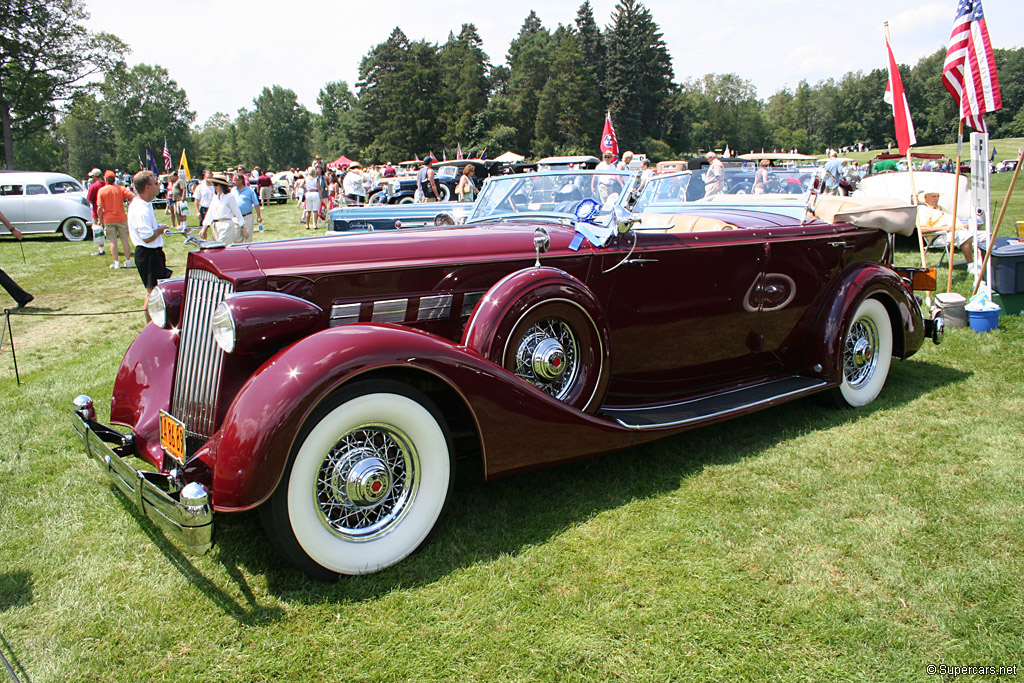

{"left": 248, "top": 221, "right": 585, "bottom": 277}
{"left": 187, "top": 220, "right": 588, "bottom": 285}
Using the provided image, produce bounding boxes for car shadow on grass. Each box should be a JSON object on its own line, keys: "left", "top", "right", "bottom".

{"left": 154, "top": 359, "right": 969, "bottom": 609}
{"left": 0, "top": 571, "right": 33, "bottom": 683}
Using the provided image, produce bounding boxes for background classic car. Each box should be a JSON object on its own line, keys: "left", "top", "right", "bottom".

{"left": 379, "top": 159, "right": 505, "bottom": 203}
{"left": 72, "top": 170, "right": 939, "bottom": 580}
{"left": 0, "top": 171, "right": 94, "bottom": 240}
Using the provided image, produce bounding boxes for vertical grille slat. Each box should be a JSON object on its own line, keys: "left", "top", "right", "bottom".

{"left": 171, "top": 269, "right": 234, "bottom": 440}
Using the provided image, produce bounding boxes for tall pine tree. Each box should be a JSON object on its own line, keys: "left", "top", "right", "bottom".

{"left": 603, "top": 0, "right": 674, "bottom": 152}
{"left": 575, "top": 2, "right": 607, "bottom": 110}
{"left": 439, "top": 24, "right": 490, "bottom": 153}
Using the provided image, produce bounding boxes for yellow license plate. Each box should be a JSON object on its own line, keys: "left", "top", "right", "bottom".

{"left": 159, "top": 410, "right": 186, "bottom": 465}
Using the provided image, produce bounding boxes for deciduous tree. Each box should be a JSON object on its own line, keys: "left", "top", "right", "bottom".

{"left": 0, "top": 0, "right": 126, "bottom": 168}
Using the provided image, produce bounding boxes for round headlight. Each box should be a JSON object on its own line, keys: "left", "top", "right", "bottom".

{"left": 211, "top": 302, "right": 236, "bottom": 353}
{"left": 147, "top": 287, "right": 167, "bottom": 327}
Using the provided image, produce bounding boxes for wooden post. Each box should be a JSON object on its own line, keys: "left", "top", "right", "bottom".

{"left": 972, "top": 146, "right": 1024, "bottom": 296}
{"left": 946, "top": 119, "right": 965, "bottom": 293}
{"left": 905, "top": 150, "right": 927, "bottom": 268}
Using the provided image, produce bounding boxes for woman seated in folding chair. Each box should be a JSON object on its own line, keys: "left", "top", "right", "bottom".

{"left": 917, "top": 191, "right": 979, "bottom": 275}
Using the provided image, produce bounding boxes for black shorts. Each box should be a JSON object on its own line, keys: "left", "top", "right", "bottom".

{"left": 134, "top": 245, "right": 171, "bottom": 289}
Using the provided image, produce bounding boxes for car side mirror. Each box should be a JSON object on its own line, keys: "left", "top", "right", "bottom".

{"left": 611, "top": 206, "right": 638, "bottom": 234}
{"left": 434, "top": 212, "right": 456, "bottom": 226}
{"left": 533, "top": 226, "right": 550, "bottom": 267}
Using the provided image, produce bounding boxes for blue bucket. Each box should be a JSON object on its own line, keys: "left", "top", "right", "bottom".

{"left": 967, "top": 306, "right": 1001, "bottom": 333}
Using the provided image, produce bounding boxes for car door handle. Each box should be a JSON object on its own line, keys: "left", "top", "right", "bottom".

{"left": 827, "top": 241, "right": 855, "bottom": 250}
{"left": 624, "top": 258, "right": 659, "bottom": 265}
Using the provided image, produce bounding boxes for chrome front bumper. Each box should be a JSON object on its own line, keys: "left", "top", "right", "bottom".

{"left": 71, "top": 395, "right": 213, "bottom": 555}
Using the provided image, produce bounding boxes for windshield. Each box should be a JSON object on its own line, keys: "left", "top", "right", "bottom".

{"left": 469, "top": 171, "right": 634, "bottom": 222}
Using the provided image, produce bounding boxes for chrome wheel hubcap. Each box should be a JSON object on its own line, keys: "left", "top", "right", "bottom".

{"left": 513, "top": 318, "right": 579, "bottom": 399}
{"left": 844, "top": 317, "right": 879, "bottom": 389}
{"left": 315, "top": 426, "right": 417, "bottom": 541}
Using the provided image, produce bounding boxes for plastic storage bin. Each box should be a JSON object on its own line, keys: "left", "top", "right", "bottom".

{"left": 991, "top": 237, "right": 1024, "bottom": 294}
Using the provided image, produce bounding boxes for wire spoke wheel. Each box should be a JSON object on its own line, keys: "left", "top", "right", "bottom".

{"left": 831, "top": 298, "right": 893, "bottom": 408}
{"left": 843, "top": 317, "right": 880, "bottom": 389}
{"left": 512, "top": 317, "right": 579, "bottom": 401}
{"left": 314, "top": 425, "right": 417, "bottom": 541}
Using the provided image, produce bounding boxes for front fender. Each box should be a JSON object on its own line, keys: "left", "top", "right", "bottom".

{"left": 205, "top": 323, "right": 635, "bottom": 511}
{"left": 804, "top": 264, "right": 925, "bottom": 382}
{"left": 111, "top": 322, "right": 179, "bottom": 467}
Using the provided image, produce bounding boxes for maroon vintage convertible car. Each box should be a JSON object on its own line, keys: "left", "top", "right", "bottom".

{"left": 72, "top": 170, "right": 941, "bottom": 579}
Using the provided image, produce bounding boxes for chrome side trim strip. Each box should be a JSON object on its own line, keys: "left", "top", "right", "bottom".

{"left": 461, "top": 291, "right": 484, "bottom": 317}
{"left": 372, "top": 299, "right": 408, "bottom": 323}
{"left": 417, "top": 294, "right": 452, "bottom": 321}
{"left": 330, "top": 303, "right": 361, "bottom": 326}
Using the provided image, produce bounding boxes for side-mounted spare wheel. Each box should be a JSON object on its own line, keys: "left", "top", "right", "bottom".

{"left": 261, "top": 379, "right": 454, "bottom": 580}
{"left": 463, "top": 267, "right": 611, "bottom": 414}
{"left": 830, "top": 297, "right": 893, "bottom": 408}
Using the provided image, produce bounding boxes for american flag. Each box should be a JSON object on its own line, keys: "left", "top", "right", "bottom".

{"left": 456, "top": 143, "right": 464, "bottom": 161}
{"left": 942, "top": 0, "right": 1001, "bottom": 132}
{"left": 162, "top": 139, "right": 172, "bottom": 171}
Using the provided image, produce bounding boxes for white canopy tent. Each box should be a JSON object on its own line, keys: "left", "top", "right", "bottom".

{"left": 493, "top": 151, "right": 525, "bottom": 163}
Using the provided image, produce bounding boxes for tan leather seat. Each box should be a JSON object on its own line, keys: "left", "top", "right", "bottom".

{"left": 638, "top": 213, "right": 736, "bottom": 233}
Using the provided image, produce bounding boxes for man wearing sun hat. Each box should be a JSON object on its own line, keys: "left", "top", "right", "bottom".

{"left": 917, "top": 190, "right": 979, "bottom": 274}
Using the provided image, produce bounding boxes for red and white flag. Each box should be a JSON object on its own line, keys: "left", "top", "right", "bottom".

{"left": 599, "top": 111, "right": 618, "bottom": 159}
{"left": 942, "top": 0, "right": 1001, "bottom": 132}
{"left": 884, "top": 28, "right": 917, "bottom": 155}
{"left": 456, "top": 143, "right": 464, "bottom": 161}
{"left": 162, "top": 138, "right": 172, "bottom": 171}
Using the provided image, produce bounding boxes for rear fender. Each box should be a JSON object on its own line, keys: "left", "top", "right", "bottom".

{"left": 803, "top": 265, "right": 925, "bottom": 382}
{"left": 206, "top": 324, "right": 633, "bottom": 511}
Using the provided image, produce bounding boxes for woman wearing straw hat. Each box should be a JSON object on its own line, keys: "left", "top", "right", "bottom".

{"left": 201, "top": 173, "right": 244, "bottom": 244}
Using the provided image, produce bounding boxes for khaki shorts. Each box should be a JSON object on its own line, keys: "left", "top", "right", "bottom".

{"left": 259, "top": 186, "right": 272, "bottom": 201}
{"left": 104, "top": 221, "right": 129, "bottom": 241}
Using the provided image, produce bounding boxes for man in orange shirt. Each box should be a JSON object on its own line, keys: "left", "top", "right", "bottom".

{"left": 97, "top": 170, "right": 136, "bottom": 269}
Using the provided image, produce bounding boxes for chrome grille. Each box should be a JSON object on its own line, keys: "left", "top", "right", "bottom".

{"left": 171, "top": 269, "right": 234, "bottom": 439}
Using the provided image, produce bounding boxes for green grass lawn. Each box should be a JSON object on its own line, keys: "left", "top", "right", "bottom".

{"left": 1, "top": 173, "right": 1024, "bottom": 682}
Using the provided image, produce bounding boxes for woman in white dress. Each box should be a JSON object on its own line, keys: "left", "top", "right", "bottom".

{"left": 201, "top": 174, "right": 244, "bottom": 244}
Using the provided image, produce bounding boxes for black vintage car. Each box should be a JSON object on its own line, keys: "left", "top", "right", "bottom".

{"left": 378, "top": 159, "right": 505, "bottom": 204}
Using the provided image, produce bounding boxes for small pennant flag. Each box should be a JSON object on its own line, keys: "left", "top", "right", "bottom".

{"left": 179, "top": 149, "right": 191, "bottom": 181}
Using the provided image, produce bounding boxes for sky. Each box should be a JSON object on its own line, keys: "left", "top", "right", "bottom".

{"left": 83, "top": 0, "right": 1023, "bottom": 127}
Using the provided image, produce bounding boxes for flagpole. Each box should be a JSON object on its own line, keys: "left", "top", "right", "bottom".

{"left": 972, "top": 145, "right": 1023, "bottom": 296}
{"left": 946, "top": 119, "right": 965, "bottom": 294}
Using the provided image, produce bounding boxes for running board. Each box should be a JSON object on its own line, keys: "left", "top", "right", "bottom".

{"left": 600, "top": 376, "right": 829, "bottom": 430}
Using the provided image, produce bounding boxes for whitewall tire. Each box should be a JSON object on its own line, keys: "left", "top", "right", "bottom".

{"left": 263, "top": 381, "right": 453, "bottom": 579}
{"left": 833, "top": 298, "right": 893, "bottom": 408}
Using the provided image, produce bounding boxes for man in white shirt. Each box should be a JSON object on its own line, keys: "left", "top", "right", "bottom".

{"left": 192, "top": 170, "right": 215, "bottom": 226}
{"left": 127, "top": 170, "right": 171, "bottom": 321}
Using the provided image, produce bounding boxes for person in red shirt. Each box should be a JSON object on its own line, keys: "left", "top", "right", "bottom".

{"left": 86, "top": 168, "right": 105, "bottom": 256}
{"left": 97, "top": 170, "right": 136, "bottom": 269}
{"left": 256, "top": 168, "right": 272, "bottom": 210}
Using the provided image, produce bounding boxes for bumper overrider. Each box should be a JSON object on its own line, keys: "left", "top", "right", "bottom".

{"left": 71, "top": 395, "right": 213, "bottom": 555}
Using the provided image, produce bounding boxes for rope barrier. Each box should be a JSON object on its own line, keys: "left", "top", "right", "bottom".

{"left": 2, "top": 306, "right": 144, "bottom": 387}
